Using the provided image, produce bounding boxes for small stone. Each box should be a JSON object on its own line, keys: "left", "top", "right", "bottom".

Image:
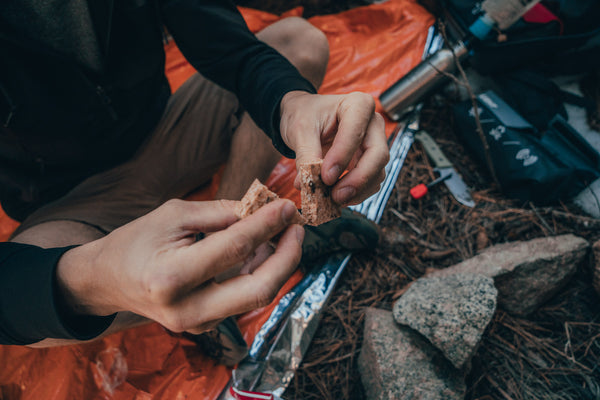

{"left": 393, "top": 273, "right": 496, "bottom": 370}
{"left": 358, "top": 308, "right": 465, "bottom": 400}
{"left": 476, "top": 229, "right": 490, "bottom": 252}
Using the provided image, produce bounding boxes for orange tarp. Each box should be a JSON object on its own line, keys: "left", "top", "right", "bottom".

{"left": 0, "top": 2, "right": 434, "bottom": 399}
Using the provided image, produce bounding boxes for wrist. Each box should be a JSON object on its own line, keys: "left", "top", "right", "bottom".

{"left": 280, "top": 90, "right": 311, "bottom": 118}
{"left": 279, "top": 91, "right": 313, "bottom": 150}
{"left": 55, "top": 240, "right": 115, "bottom": 317}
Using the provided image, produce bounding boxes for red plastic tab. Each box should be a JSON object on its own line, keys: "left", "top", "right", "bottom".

{"left": 410, "top": 183, "right": 428, "bottom": 199}
{"left": 523, "top": 4, "right": 563, "bottom": 34}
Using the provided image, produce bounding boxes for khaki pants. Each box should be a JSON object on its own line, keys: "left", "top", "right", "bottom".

{"left": 15, "top": 73, "right": 242, "bottom": 235}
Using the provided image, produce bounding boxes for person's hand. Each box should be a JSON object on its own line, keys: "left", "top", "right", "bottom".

{"left": 279, "top": 91, "right": 389, "bottom": 206}
{"left": 55, "top": 199, "right": 304, "bottom": 334}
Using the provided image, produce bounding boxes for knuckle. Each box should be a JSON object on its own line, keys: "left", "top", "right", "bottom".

{"left": 226, "top": 232, "right": 254, "bottom": 261}
{"left": 253, "top": 286, "right": 278, "bottom": 309}
{"left": 355, "top": 174, "right": 369, "bottom": 190}
{"left": 160, "top": 198, "right": 188, "bottom": 219}
{"left": 379, "top": 170, "right": 387, "bottom": 183}
{"left": 381, "top": 149, "right": 391, "bottom": 165}
{"left": 163, "top": 198, "right": 184, "bottom": 211}
{"left": 161, "top": 310, "right": 187, "bottom": 333}
{"left": 263, "top": 202, "right": 285, "bottom": 227}
{"left": 247, "top": 202, "right": 286, "bottom": 234}
{"left": 351, "top": 92, "right": 375, "bottom": 110}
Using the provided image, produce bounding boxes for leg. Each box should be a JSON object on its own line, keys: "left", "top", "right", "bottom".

{"left": 216, "top": 17, "right": 329, "bottom": 200}
{"left": 256, "top": 17, "right": 329, "bottom": 89}
{"left": 11, "top": 220, "right": 104, "bottom": 248}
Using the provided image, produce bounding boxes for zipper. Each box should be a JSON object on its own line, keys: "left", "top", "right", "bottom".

{"left": 0, "top": 83, "right": 16, "bottom": 128}
{"left": 96, "top": 85, "right": 119, "bottom": 121}
{"left": 104, "top": 0, "right": 115, "bottom": 62}
{"left": 3, "top": 108, "right": 14, "bottom": 128}
{"left": 1, "top": 33, "right": 119, "bottom": 123}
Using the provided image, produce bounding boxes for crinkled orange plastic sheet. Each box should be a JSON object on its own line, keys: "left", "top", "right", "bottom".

{"left": 0, "top": 1, "right": 433, "bottom": 399}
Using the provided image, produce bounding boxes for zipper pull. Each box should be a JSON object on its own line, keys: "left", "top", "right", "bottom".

{"left": 1, "top": 85, "right": 17, "bottom": 127}
{"left": 4, "top": 109, "right": 14, "bottom": 128}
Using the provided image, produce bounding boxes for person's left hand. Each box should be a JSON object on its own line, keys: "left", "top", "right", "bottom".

{"left": 279, "top": 91, "right": 389, "bottom": 206}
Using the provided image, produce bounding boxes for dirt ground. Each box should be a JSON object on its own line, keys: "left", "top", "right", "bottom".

{"left": 236, "top": 0, "right": 600, "bottom": 398}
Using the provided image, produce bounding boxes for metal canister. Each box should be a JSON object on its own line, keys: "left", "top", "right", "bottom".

{"left": 379, "top": 41, "right": 469, "bottom": 121}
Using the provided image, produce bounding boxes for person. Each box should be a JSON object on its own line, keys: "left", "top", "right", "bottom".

{"left": 0, "top": 0, "right": 388, "bottom": 350}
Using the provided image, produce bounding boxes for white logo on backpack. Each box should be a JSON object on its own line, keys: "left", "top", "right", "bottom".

{"left": 515, "top": 148, "right": 538, "bottom": 167}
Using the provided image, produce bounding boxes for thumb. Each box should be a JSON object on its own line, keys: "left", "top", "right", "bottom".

{"left": 292, "top": 136, "right": 323, "bottom": 189}
{"left": 278, "top": 91, "right": 325, "bottom": 188}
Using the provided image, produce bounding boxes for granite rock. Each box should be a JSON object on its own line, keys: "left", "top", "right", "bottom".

{"left": 359, "top": 308, "right": 466, "bottom": 400}
{"left": 393, "top": 273, "right": 496, "bottom": 370}
{"left": 427, "top": 234, "right": 589, "bottom": 315}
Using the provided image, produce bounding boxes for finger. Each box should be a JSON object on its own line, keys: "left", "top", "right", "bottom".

{"left": 332, "top": 112, "right": 388, "bottom": 204}
{"left": 214, "top": 242, "right": 274, "bottom": 282}
{"left": 293, "top": 130, "right": 323, "bottom": 190}
{"left": 168, "top": 224, "right": 304, "bottom": 331}
{"left": 321, "top": 92, "right": 376, "bottom": 185}
{"left": 156, "top": 199, "right": 240, "bottom": 237}
{"left": 178, "top": 199, "right": 300, "bottom": 287}
{"left": 342, "top": 169, "right": 386, "bottom": 206}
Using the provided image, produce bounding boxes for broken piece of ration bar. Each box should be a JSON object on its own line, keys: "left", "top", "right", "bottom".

{"left": 235, "top": 179, "right": 306, "bottom": 225}
{"left": 299, "top": 160, "right": 341, "bottom": 226}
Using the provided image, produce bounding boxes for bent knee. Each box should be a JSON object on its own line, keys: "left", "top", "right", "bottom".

{"left": 259, "top": 17, "right": 329, "bottom": 86}
{"left": 276, "top": 17, "right": 329, "bottom": 61}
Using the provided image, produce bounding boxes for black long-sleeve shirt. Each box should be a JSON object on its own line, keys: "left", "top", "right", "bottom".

{"left": 0, "top": 0, "right": 316, "bottom": 345}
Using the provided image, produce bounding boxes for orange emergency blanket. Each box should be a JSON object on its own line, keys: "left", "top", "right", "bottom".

{"left": 0, "top": 1, "right": 433, "bottom": 399}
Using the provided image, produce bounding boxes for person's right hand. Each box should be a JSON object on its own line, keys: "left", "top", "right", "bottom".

{"left": 56, "top": 198, "right": 304, "bottom": 334}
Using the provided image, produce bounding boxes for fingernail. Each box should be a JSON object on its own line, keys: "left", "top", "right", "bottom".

{"left": 296, "top": 225, "right": 305, "bottom": 243}
{"left": 337, "top": 186, "right": 355, "bottom": 204}
{"left": 327, "top": 165, "right": 341, "bottom": 181}
{"left": 282, "top": 201, "right": 297, "bottom": 223}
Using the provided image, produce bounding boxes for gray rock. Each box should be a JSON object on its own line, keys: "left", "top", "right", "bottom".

{"left": 427, "top": 234, "right": 589, "bottom": 316}
{"left": 393, "top": 274, "right": 496, "bottom": 370}
{"left": 358, "top": 308, "right": 466, "bottom": 400}
{"left": 592, "top": 239, "right": 600, "bottom": 297}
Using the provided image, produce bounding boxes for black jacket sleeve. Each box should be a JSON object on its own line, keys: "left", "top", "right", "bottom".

{"left": 160, "top": 0, "right": 317, "bottom": 158}
{"left": 0, "top": 242, "right": 115, "bottom": 345}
